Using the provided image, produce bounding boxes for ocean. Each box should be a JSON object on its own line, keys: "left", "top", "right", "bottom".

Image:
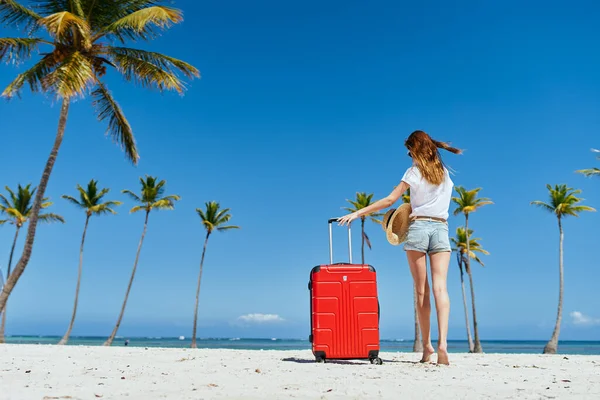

{"left": 5, "top": 336, "right": 600, "bottom": 355}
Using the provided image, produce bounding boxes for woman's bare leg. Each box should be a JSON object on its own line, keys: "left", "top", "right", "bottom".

{"left": 429, "top": 250, "right": 451, "bottom": 365}
{"left": 406, "top": 250, "right": 435, "bottom": 362}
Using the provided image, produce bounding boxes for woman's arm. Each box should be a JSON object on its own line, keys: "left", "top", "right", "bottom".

{"left": 337, "top": 180, "right": 409, "bottom": 226}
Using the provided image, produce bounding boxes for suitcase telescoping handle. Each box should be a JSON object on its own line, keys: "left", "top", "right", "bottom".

{"left": 327, "top": 218, "right": 352, "bottom": 265}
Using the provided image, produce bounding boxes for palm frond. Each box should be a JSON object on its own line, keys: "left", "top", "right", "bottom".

{"left": 90, "top": 202, "right": 122, "bottom": 215}
{"left": 0, "top": 37, "right": 49, "bottom": 65}
{"left": 0, "top": 219, "right": 8, "bottom": 225}
{"left": 42, "top": 50, "right": 96, "bottom": 98}
{"left": 369, "top": 216, "right": 382, "bottom": 224}
{"left": 38, "top": 11, "right": 91, "bottom": 46}
{"left": 103, "top": 200, "right": 123, "bottom": 207}
{"left": 214, "top": 207, "right": 231, "bottom": 222}
{"left": 363, "top": 231, "right": 372, "bottom": 249}
{"left": 3, "top": 208, "right": 22, "bottom": 220}
{"left": 564, "top": 205, "right": 597, "bottom": 217}
{"left": 0, "top": 0, "right": 42, "bottom": 30}
{"left": 1, "top": 53, "right": 57, "bottom": 98}
{"left": 196, "top": 207, "right": 206, "bottom": 221}
{"left": 38, "top": 212, "right": 65, "bottom": 223}
{"left": 69, "top": 0, "right": 85, "bottom": 17}
{"left": 0, "top": 193, "right": 10, "bottom": 208}
{"left": 92, "top": 81, "right": 139, "bottom": 163}
{"left": 576, "top": 168, "right": 600, "bottom": 177}
{"left": 40, "top": 199, "right": 53, "bottom": 209}
{"left": 161, "top": 194, "right": 181, "bottom": 202}
{"left": 62, "top": 194, "right": 84, "bottom": 208}
{"left": 122, "top": 189, "right": 141, "bottom": 202}
{"left": 217, "top": 225, "right": 240, "bottom": 231}
{"left": 105, "top": 47, "right": 199, "bottom": 80}
{"left": 107, "top": 48, "right": 188, "bottom": 93}
{"left": 152, "top": 198, "right": 177, "bottom": 209}
{"left": 530, "top": 200, "right": 554, "bottom": 213}
{"left": 130, "top": 205, "right": 146, "bottom": 213}
{"left": 96, "top": 6, "right": 183, "bottom": 42}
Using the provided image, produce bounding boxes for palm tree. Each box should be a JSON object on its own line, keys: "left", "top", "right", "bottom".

{"left": 343, "top": 192, "right": 384, "bottom": 264}
{"left": 451, "top": 227, "right": 489, "bottom": 353}
{"left": 0, "top": 0, "right": 199, "bottom": 315}
{"left": 58, "top": 180, "right": 121, "bottom": 345}
{"left": 576, "top": 148, "right": 600, "bottom": 178}
{"left": 0, "top": 183, "right": 64, "bottom": 343}
{"left": 531, "top": 184, "right": 595, "bottom": 354}
{"left": 399, "top": 188, "right": 422, "bottom": 353}
{"left": 104, "top": 176, "right": 180, "bottom": 346}
{"left": 191, "top": 202, "right": 239, "bottom": 348}
{"left": 452, "top": 186, "right": 492, "bottom": 353}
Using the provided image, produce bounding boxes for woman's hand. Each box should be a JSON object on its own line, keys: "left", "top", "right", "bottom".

{"left": 337, "top": 211, "right": 360, "bottom": 226}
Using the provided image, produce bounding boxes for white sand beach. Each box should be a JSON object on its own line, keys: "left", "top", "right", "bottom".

{"left": 1, "top": 344, "right": 599, "bottom": 400}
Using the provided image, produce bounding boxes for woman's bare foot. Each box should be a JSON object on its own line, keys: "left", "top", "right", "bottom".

{"left": 437, "top": 347, "right": 450, "bottom": 365}
{"left": 420, "top": 344, "right": 435, "bottom": 363}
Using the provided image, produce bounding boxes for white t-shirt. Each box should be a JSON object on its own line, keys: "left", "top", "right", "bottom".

{"left": 401, "top": 165, "right": 454, "bottom": 220}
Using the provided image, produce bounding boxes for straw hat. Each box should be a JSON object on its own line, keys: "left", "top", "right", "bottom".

{"left": 381, "top": 203, "right": 412, "bottom": 245}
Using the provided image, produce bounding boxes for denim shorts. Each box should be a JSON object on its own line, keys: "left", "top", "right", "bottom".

{"left": 403, "top": 219, "right": 451, "bottom": 254}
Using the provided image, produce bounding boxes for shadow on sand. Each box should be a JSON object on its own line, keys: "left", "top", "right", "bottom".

{"left": 281, "top": 357, "right": 400, "bottom": 365}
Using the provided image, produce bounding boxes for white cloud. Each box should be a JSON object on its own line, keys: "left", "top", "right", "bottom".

{"left": 570, "top": 311, "right": 600, "bottom": 326}
{"left": 237, "top": 313, "right": 285, "bottom": 324}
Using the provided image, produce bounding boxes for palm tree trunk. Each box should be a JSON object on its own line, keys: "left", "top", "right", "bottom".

{"left": 458, "top": 254, "right": 474, "bottom": 352}
{"left": 543, "top": 217, "right": 564, "bottom": 354}
{"left": 191, "top": 232, "right": 211, "bottom": 348}
{"left": 467, "top": 267, "right": 483, "bottom": 353}
{"left": 465, "top": 214, "right": 483, "bottom": 353}
{"left": 58, "top": 215, "right": 90, "bottom": 345}
{"left": 360, "top": 217, "right": 365, "bottom": 264}
{"left": 0, "top": 226, "right": 21, "bottom": 343}
{"left": 104, "top": 210, "right": 150, "bottom": 346}
{"left": 0, "top": 99, "right": 70, "bottom": 314}
{"left": 412, "top": 283, "right": 423, "bottom": 352}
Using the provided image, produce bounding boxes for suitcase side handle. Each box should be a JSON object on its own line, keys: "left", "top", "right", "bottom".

{"left": 328, "top": 218, "right": 352, "bottom": 265}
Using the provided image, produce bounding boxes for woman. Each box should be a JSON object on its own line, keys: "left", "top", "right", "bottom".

{"left": 338, "top": 130, "right": 461, "bottom": 365}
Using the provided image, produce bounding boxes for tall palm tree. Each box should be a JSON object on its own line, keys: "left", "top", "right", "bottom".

{"left": 576, "top": 148, "right": 600, "bottom": 178}
{"left": 451, "top": 227, "right": 489, "bottom": 353}
{"left": 104, "top": 176, "right": 180, "bottom": 346}
{"left": 343, "top": 192, "right": 384, "bottom": 264}
{"left": 191, "top": 202, "right": 239, "bottom": 349}
{"left": 0, "top": 0, "right": 199, "bottom": 314}
{"left": 0, "top": 183, "right": 64, "bottom": 343}
{"left": 452, "top": 186, "right": 492, "bottom": 353}
{"left": 399, "top": 188, "right": 422, "bottom": 353}
{"left": 531, "top": 184, "right": 595, "bottom": 354}
{"left": 58, "top": 180, "right": 121, "bottom": 345}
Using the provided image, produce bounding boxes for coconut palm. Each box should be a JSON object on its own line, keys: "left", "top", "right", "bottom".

{"left": 451, "top": 227, "right": 489, "bottom": 353}
{"left": 104, "top": 176, "right": 180, "bottom": 346}
{"left": 576, "top": 148, "right": 600, "bottom": 178}
{"left": 531, "top": 184, "right": 595, "bottom": 354}
{"left": 452, "top": 186, "right": 492, "bottom": 353}
{"left": 191, "top": 202, "right": 239, "bottom": 348}
{"left": 343, "top": 192, "right": 384, "bottom": 264}
{"left": 0, "top": 0, "right": 199, "bottom": 314}
{"left": 58, "top": 180, "right": 121, "bottom": 345}
{"left": 0, "top": 183, "right": 64, "bottom": 343}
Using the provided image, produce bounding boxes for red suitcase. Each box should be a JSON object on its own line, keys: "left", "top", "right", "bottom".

{"left": 308, "top": 218, "right": 382, "bottom": 364}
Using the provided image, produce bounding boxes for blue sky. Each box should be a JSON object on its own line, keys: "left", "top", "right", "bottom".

{"left": 0, "top": 0, "right": 599, "bottom": 341}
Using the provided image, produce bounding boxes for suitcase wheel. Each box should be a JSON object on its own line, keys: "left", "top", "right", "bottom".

{"left": 315, "top": 356, "right": 325, "bottom": 363}
{"left": 370, "top": 357, "right": 383, "bottom": 365}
